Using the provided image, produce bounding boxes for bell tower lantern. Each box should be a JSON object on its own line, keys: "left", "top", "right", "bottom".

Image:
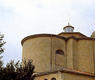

{"left": 63, "top": 23, "right": 74, "bottom": 32}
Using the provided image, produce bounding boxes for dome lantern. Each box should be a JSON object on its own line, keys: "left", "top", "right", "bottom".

{"left": 63, "top": 23, "right": 74, "bottom": 32}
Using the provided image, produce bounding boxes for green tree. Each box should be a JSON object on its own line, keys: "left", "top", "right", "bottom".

{"left": 0, "top": 60, "right": 35, "bottom": 80}
{"left": 0, "top": 33, "right": 5, "bottom": 67}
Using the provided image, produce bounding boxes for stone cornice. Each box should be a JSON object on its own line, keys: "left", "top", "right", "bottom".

{"left": 21, "top": 34, "right": 66, "bottom": 45}
{"left": 21, "top": 34, "right": 95, "bottom": 46}
{"left": 35, "top": 68, "right": 95, "bottom": 77}
{"left": 58, "top": 32, "right": 87, "bottom": 37}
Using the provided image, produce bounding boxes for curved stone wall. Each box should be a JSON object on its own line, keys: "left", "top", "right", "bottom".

{"left": 22, "top": 34, "right": 66, "bottom": 72}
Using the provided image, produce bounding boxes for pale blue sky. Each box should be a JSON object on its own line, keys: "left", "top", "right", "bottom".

{"left": 0, "top": 0, "right": 95, "bottom": 64}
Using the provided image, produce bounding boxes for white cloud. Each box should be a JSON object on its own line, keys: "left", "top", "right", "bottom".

{"left": 1, "top": 0, "right": 72, "bottom": 15}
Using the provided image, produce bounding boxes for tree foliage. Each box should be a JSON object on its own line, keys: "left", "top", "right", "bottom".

{"left": 0, "top": 33, "right": 35, "bottom": 80}
{"left": 0, "top": 33, "right": 6, "bottom": 67}
{"left": 0, "top": 60, "right": 35, "bottom": 80}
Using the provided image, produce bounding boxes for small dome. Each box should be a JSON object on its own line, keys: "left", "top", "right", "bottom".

{"left": 91, "top": 31, "right": 95, "bottom": 38}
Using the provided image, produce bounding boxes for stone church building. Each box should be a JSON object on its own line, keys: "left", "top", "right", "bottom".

{"left": 21, "top": 24, "right": 95, "bottom": 80}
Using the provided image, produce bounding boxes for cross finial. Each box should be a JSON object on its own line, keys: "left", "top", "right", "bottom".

{"left": 68, "top": 22, "right": 70, "bottom": 26}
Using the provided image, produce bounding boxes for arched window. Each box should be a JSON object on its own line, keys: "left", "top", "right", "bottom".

{"left": 56, "top": 49, "right": 64, "bottom": 55}
{"left": 51, "top": 77, "right": 56, "bottom": 80}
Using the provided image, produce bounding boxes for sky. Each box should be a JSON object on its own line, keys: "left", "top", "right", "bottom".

{"left": 0, "top": 0, "right": 95, "bottom": 64}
